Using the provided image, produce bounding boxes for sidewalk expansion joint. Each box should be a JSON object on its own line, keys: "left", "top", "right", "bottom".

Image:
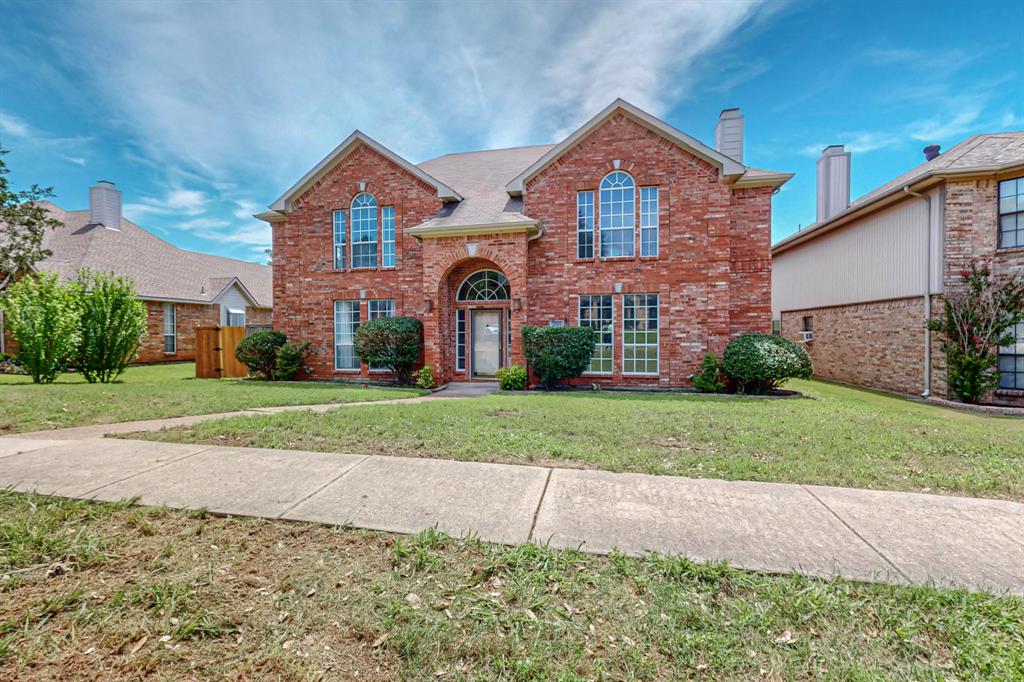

{"left": 79, "top": 446, "right": 218, "bottom": 499}
{"left": 275, "top": 454, "right": 370, "bottom": 520}
{"left": 527, "top": 468, "right": 554, "bottom": 543}
{"left": 801, "top": 484, "right": 911, "bottom": 583}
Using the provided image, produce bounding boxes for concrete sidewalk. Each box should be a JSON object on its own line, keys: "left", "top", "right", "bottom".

{"left": 1, "top": 436, "right": 1022, "bottom": 596}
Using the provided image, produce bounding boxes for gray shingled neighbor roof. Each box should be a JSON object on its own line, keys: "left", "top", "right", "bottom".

{"left": 25, "top": 202, "right": 272, "bottom": 306}
{"left": 414, "top": 144, "right": 554, "bottom": 231}
{"left": 773, "top": 131, "right": 1024, "bottom": 252}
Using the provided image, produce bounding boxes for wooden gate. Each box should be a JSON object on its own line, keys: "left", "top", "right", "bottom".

{"left": 195, "top": 326, "right": 249, "bottom": 379}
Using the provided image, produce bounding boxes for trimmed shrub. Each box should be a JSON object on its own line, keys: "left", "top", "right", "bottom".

{"left": 415, "top": 365, "right": 436, "bottom": 389}
{"left": 691, "top": 352, "right": 727, "bottom": 393}
{"left": 354, "top": 316, "right": 423, "bottom": 385}
{"left": 723, "top": 333, "right": 812, "bottom": 394}
{"left": 235, "top": 330, "right": 287, "bottom": 380}
{"left": 0, "top": 272, "right": 80, "bottom": 383}
{"left": 521, "top": 326, "right": 596, "bottom": 389}
{"left": 497, "top": 364, "right": 528, "bottom": 390}
{"left": 274, "top": 341, "right": 310, "bottom": 381}
{"left": 73, "top": 269, "right": 147, "bottom": 383}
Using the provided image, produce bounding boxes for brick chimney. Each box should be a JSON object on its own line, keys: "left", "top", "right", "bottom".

{"left": 816, "top": 145, "right": 851, "bottom": 223}
{"left": 89, "top": 180, "right": 122, "bottom": 230}
{"left": 714, "top": 108, "right": 744, "bottom": 164}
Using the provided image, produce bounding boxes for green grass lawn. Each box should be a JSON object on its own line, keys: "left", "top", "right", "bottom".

{"left": 0, "top": 363, "right": 422, "bottom": 434}
{"left": 139, "top": 379, "right": 1024, "bottom": 500}
{"left": 2, "top": 491, "right": 1021, "bottom": 680}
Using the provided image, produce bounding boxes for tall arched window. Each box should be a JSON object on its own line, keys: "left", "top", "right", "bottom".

{"left": 350, "top": 193, "right": 378, "bottom": 268}
{"left": 599, "top": 171, "right": 635, "bottom": 258}
{"left": 457, "top": 270, "right": 510, "bottom": 301}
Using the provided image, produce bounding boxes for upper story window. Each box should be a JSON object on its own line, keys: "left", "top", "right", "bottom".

{"left": 351, "top": 193, "right": 378, "bottom": 269}
{"left": 999, "top": 177, "right": 1023, "bottom": 249}
{"left": 639, "top": 186, "right": 659, "bottom": 257}
{"left": 577, "top": 191, "right": 595, "bottom": 259}
{"left": 599, "top": 171, "right": 635, "bottom": 258}
{"left": 333, "top": 210, "right": 347, "bottom": 269}
{"left": 457, "top": 270, "right": 510, "bottom": 301}
{"left": 381, "top": 206, "right": 396, "bottom": 268}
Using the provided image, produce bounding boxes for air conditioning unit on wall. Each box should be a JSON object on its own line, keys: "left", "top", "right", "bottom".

{"left": 800, "top": 330, "right": 814, "bottom": 343}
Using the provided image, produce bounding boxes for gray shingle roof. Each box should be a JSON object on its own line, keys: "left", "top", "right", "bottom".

{"left": 29, "top": 202, "right": 272, "bottom": 306}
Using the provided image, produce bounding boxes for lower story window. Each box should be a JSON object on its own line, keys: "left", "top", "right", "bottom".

{"left": 227, "top": 308, "right": 246, "bottom": 326}
{"left": 999, "top": 323, "right": 1024, "bottom": 390}
{"left": 456, "top": 309, "right": 466, "bottom": 371}
{"left": 334, "top": 300, "right": 360, "bottom": 370}
{"left": 579, "top": 295, "right": 613, "bottom": 373}
{"left": 368, "top": 299, "right": 395, "bottom": 371}
{"left": 163, "top": 303, "right": 176, "bottom": 353}
{"left": 623, "top": 293, "right": 659, "bottom": 375}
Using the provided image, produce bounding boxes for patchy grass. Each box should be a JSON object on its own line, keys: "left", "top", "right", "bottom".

{"left": 1, "top": 491, "right": 1021, "bottom": 680}
{"left": 0, "top": 362, "right": 423, "bottom": 434}
{"left": 138, "top": 379, "right": 1024, "bottom": 500}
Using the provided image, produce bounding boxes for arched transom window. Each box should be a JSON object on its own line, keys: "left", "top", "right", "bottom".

{"left": 457, "top": 270, "right": 510, "bottom": 301}
{"left": 350, "top": 193, "right": 378, "bottom": 269}
{"left": 599, "top": 171, "right": 636, "bottom": 258}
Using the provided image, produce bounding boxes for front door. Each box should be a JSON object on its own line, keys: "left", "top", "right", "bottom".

{"left": 471, "top": 309, "right": 502, "bottom": 378}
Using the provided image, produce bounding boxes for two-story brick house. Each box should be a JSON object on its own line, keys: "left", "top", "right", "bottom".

{"left": 258, "top": 99, "right": 791, "bottom": 386}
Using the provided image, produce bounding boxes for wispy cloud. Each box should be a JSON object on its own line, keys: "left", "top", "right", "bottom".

{"left": 0, "top": 112, "right": 32, "bottom": 138}
{"left": 124, "top": 188, "right": 208, "bottom": 220}
{"left": 800, "top": 131, "right": 900, "bottom": 157}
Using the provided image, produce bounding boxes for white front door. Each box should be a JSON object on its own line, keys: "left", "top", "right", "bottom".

{"left": 471, "top": 310, "right": 502, "bottom": 378}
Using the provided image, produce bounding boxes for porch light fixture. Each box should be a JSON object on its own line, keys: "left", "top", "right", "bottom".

{"left": 466, "top": 243, "right": 478, "bottom": 257}
{"left": 425, "top": 299, "right": 433, "bottom": 313}
{"left": 612, "top": 159, "right": 622, "bottom": 169}
{"left": 358, "top": 181, "right": 367, "bottom": 191}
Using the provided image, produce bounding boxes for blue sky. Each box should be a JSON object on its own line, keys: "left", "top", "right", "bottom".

{"left": 2, "top": 0, "right": 1022, "bottom": 264}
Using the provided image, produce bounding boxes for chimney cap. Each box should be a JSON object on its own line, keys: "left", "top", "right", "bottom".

{"left": 822, "top": 145, "right": 846, "bottom": 155}
{"left": 95, "top": 180, "right": 116, "bottom": 188}
{"left": 719, "top": 107, "right": 742, "bottom": 118}
{"left": 923, "top": 144, "right": 941, "bottom": 161}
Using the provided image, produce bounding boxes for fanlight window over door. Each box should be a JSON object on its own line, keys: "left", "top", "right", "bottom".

{"left": 457, "top": 270, "right": 510, "bottom": 301}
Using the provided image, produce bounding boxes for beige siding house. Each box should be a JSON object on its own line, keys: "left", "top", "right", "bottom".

{"left": 772, "top": 133, "right": 1024, "bottom": 405}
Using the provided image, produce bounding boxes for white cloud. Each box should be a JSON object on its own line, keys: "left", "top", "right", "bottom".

{"left": 1000, "top": 111, "right": 1024, "bottom": 128}
{"left": 908, "top": 102, "right": 983, "bottom": 142}
{"left": 800, "top": 131, "right": 900, "bottom": 157}
{"left": 64, "top": 156, "right": 86, "bottom": 166}
{"left": 124, "top": 188, "right": 208, "bottom": 220}
{"left": 0, "top": 112, "right": 32, "bottom": 138}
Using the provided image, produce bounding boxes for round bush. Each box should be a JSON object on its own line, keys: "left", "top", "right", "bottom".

{"left": 235, "top": 330, "right": 287, "bottom": 380}
{"left": 496, "top": 364, "right": 528, "bottom": 390}
{"left": 521, "top": 326, "right": 596, "bottom": 389}
{"left": 722, "top": 333, "right": 812, "bottom": 394}
{"left": 354, "top": 316, "right": 423, "bottom": 385}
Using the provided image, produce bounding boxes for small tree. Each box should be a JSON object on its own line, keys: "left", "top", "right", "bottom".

{"left": 722, "top": 333, "right": 812, "bottom": 394}
{"left": 0, "top": 145, "right": 64, "bottom": 275}
{"left": 691, "top": 352, "right": 728, "bottom": 393}
{"left": 0, "top": 272, "right": 80, "bottom": 383}
{"left": 354, "top": 317, "right": 423, "bottom": 385}
{"left": 521, "top": 326, "right": 596, "bottom": 389}
{"left": 927, "top": 262, "right": 1024, "bottom": 403}
{"left": 73, "top": 270, "right": 147, "bottom": 383}
{"left": 274, "top": 340, "right": 311, "bottom": 380}
{"left": 235, "top": 330, "right": 287, "bottom": 380}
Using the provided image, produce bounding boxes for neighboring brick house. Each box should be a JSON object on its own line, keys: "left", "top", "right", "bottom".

{"left": 772, "top": 133, "right": 1024, "bottom": 405}
{"left": 258, "top": 99, "right": 791, "bottom": 386}
{"left": 0, "top": 181, "right": 272, "bottom": 363}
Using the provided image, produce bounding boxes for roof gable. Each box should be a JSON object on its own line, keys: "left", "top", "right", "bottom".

{"left": 270, "top": 131, "right": 462, "bottom": 211}
{"left": 505, "top": 99, "right": 746, "bottom": 195}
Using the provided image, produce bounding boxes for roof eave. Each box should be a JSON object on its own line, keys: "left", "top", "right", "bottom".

{"left": 505, "top": 98, "right": 745, "bottom": 195}
{"left": 255, "top": 210, "right": 286, "bottom": 223}
{"left": 269, "top": 131, "right": 462, "bottom": 212}
{"left": 407, "top": 220, "right": 540, "bottom": 240}
{"left": 730, "top": 171, "right": 794, "bottom": 190}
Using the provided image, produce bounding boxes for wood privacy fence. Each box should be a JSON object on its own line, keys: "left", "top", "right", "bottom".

{"left": 195, "top": 326, "right": 248, "bottom": 379}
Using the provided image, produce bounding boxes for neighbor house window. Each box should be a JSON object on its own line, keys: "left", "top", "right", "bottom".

{"left": 456, "top": 309, "right": 466, "bottom": 371}
{"left": 227, "top": 308, "right": 246, "bottom": 326}
{"left": 639, "top": 186, "right": 659, "bottom": 257}
{"left": 999, "top": 177, "right": 1024, "bottom": 249}
{"left": 367, "top": 299, "right": 395, "bottom": 371}
{"left": 999, "top": 322, "right": 1024, "bottom": 390}
{"left": 333, "top": 209, "right": 347, "bottom": 269}
{"left": 163, "top": 303, "right": 176, "bottom": 353}
{"left": 579, "top": 295, "right": 613, "bottom": 373}
{"left": 381, "top": 206, "right": 396, "bottom": 268}
{"left": 599, "top": 171, "right": 635, "bottom": 258}
{"left": 577, "top": 191, "right": 594, "bottom": 259}
{"left": 623, "top": 294, "right": 659, "bottom": 374}
{"left": 351, "top": 193, "right": 378, "bottom": 269}
{"left": 333, "top": 300, "right": 360, "bottom": 370}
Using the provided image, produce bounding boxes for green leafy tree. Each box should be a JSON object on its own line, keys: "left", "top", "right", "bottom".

{"left": 927, "top": 262, "right": 1024, "bottom": 403}
{"left": 722, "top": 333, "right": 812, "bottom": 394}
{"left": 0, "top": 272, "right": 80, "bottom": 383}
{"left": 354, "top": 317, "right": 423, "bottom": 385}
{"left": 235, "top": 330, "right": 287, "bottom": 380}
{"left": 0, "top": 145, "right": 64, "bottom": 276}
{"left": 73, "top": 269, "right": 147, "bottom": 383}
{"left": 521, "top": 326, "right": 596, "bottom": 389}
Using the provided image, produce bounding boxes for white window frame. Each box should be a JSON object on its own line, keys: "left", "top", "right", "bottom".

{"left": 456, "top": 309, "right": 466, "bottom": 371}
{"left": 599, "top": 171, "right": 636, "bottom": 259}
{"left": 163, "top": 303, "right": 177, "bottom": 354}
{"left": 350, "top": 193, "right": 378, "bottom": 269}
{"left": 998, "top": 322, "right": 1024, "bottom": 390}
{"left": 579, "top": 294, "right": 613, "bottom": 375}
{"left": 381, "top": 205, "right": 396, "bottom": 268}
{"left": 998, "top": 177, "right": 1024, "bottom": 249}
{"left": 640, "top": 186, "right": 659, "bottom": 257}
{"left": 333, "top": 209, "right": 347, "bottom": 269}
{"left": 622, "top": 293, "right": 659, "bottom": 375}
{"left": 227, "top": 308, "right": 246, "bottom": 327}
{"left": 333, "top": 300, "right": 360, "bottom": 371}
{"left": 577, "top": 190, "right": 594, "bottom": 259}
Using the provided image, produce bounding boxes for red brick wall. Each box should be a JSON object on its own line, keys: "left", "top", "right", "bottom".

{"left": 138, "top": 301, "right": 219, "bottom": 363}
{"left": 272, "top": 121, "right": 774, "bottom": 386}
{"left": 246, "top": 306, "right": 273, "bottom": 326}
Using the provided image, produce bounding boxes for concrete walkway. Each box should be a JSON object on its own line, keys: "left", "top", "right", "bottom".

{"left": 2, "top": 436, "right": 1022, "bottom": 596}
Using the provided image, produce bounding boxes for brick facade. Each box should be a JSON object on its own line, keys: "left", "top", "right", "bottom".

{"left": 271, "top": 116, "right": 775, "bottom": 386}
{"left": 136, "top": 301, "right": 271, "bottom": 364}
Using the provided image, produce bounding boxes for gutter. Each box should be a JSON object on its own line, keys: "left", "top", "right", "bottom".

{"left": 903, "top": 185, "right": 932, "bottom": 398}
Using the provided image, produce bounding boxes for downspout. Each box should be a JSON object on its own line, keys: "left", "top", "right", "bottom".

{"left": 903, "top": 185, "right": 932, "bottom": 397}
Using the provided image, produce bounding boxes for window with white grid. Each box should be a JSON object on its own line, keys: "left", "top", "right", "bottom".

{"left": 334, "top": 300, "right": 360, "bottom": 370}
{"left": 382, "top": 206, "right": 395, "bottom": 268}
{"left": 350, "top": 193, "right": 378, "bottom": 269}
{"left": 579, "top": 295, "right": 613, "bottom": 373}
{"left": 333, "top": 209, "right": 346, "bottom": 269}
{"left": 599, "top": 171, "right": 635, "bottom": 258}
{"left": 577, "top": 191, "right": 594, "bottom": 259}
{"left": 999, "top": 322, "right": 1024, "bottom": 390}
{"left": 163, "top": 303, "right": 176, "bottom": 353}
{"left": 640, "top": 186, "right": 659, "bottom": 257}
{"left": 999, "top": 177, "right": 1024, "bottom": 249}
{"left": 623, "top": 294, "right": 659, "bottom": 375}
